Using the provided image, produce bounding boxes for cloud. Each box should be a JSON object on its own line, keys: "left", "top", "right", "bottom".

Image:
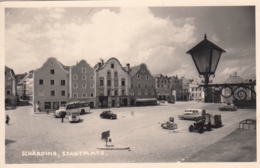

{"left": 49, "top": 8, "right": 66, "bottom": 19}
{"left": 211, "top": 34, "right": 219, "bottom": 42}
{"left": 34, "top": 14, "right": 44, "bottom": 25}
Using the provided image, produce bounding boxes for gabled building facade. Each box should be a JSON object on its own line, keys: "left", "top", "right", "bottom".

{"left": 5, "top": 66, "right": 18, "bottom": 106}
{"left": 95, "top": 58, "right": 130, "bottom": 108}
{"left": 153, "top": 74, "right": 172, "bottom": 101}
{"left": 170, "top": 76, "right": 189, "bottom": 101}
{"left": 33, "top": 57, "right": 69, "bottom": 112}
{"left": 16, "top": 73, "right": 30, "bottom": 102}
{"left": 129, "top": 64, "right": 157, "bottom": 106}
{"left": 69, "top": 60, "right": 96, "bottom": 108}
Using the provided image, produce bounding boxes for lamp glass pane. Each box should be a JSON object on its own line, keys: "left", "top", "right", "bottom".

{"left": 211, "top": 49, "right": 221, "bottom": 73}
{"left": 192, "top": 49, "right": 211, "bottom": 74}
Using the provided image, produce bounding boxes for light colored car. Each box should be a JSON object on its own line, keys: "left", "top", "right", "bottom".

{"left": 178, "top": 109, "right": 205, "bottom": 121}
{"left": 54, "top": 106, "right": 66, "bottom": 118}
{"left": 68, "top": 111, "right": 80, "bottom": 123}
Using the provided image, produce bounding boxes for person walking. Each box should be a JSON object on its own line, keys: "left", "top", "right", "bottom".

{"left": 6, "top": 115, "right": 10, "bottom": 125}
{"left": 61, "top": 112, "right": 65, "bottom": 123}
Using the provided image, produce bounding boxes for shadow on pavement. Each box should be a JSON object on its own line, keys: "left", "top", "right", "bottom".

{"left": 5, "top": 139, "right": 16, "bottom": 146}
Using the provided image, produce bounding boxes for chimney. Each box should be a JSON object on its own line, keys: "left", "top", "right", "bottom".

{"left": 101, "top": 60, "right": 104, "bottom": 65}
{"left": 126, "top": 63, "right": 130, "bottom": 72}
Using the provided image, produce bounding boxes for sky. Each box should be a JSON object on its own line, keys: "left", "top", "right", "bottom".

{"left": 5, "top": 6, "right": 256, "bottom": 83}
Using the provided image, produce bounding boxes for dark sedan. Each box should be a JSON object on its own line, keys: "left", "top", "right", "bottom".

{"left": 100, "top": 110, "right": 117, "bottom": 119}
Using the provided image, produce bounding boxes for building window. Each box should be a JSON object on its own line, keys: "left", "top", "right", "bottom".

{"left": 82, "top": 67, "right": 86, "bottom": 73}
{"left": 6, "top": 81, "right": 11, "bottom": 85}
{"left": 38, "top": 90, "right": 44, "bottom": 96}
{"left": 122, "top": 89, "right": 125, "bottom": 96}
{"left": 100, "top": 78, "right": 104, "bottom": 86}
{"left": 137, "top": 75, "right": 140, "bottom": 79}
{"left": 107, "top": 71, "right": 111, "bottom": 78}
{"left": 146, "top": 75, "right": 149, "bottom": 79}
{"left": 90, "top": 84, "right": 94, "bottom": 88}
{"left": 39, "top": 79, "right": 44, "bottom": 85}
{"left": 107, "top": 80, "right": 111, "bottom": 86}
{"left": 141, "top": 69, "right": 145, "bottom": 73}
{"left": 114, "top": 71, "right": 118, "bottom": 78}
{"left": 157, "top": 84, "right": 159, "bottom": 88}
{"left": 73, "top": 75, "right": 78, "bottom": 80}
{"left": 151, "top": 90, "right": 154, "bottom": 95}
{"left": 82, "top": 84, "right": 87, "bottom": 89}
{"left": 50, "top": 69, "right": 55, "bottom": 74}
{"left": 145, "top": 90, "right": 148, "bottom": 96}
{"left": 73, "top": 83, "right": 78, "bottom": 89}
{"left": 73, "top": 93, "right": 78, "bottom": 98}
{"left": 115, "top": 89, "right": 118, "bottom": 96}
{"left": 61, "top": 80, "right": 65, "bottom": 86}
{"left": 138, "top": 82, "right": 141, "bottom": 88}
{"left": 131, "top": 83, "right": 134, "bottom": 88}
{"left": 6, "top": 90, "right": 11, "bottom": 95}
{"left": 111, "top": 64, "right": 114, "bottom": 69}
{"left": 91, "top": 93, "right": 94, "bottom": 97}
{"left": 82, "top": 93, "right": 87, "bottom": 97}
{"left": 50, "top": 80, "right": 55, "bottom": 85}
{"left": 114, "top": 80, "right": 118, "bottom": 86}
{"left": 51, "top": 90, "right": 55, "bottom": 96}
{"left": 131, "top": 90, "right": 134, "bottom": 96}
{"left": 121, "top": 78, "right": 125, "bottom": 86}
{"left": 61, "top": 90, "right": 65, "bottom": 96}
{"left": 151, "top": 83, "right": 154, "bottom": 88}
{"left": 107, "top": 89, "right": 111, "bottom": 96}
{"left": 145, "top": 83, "right": 147, "bottom": 88}
{"left": 138, "top": 90, "right": 141, "bottom": 96}
{"left": 82, "top": 75, "right": 87, "bottom": 80}
{"left": 90, "top": 76, "right": 94, "bottom": 80}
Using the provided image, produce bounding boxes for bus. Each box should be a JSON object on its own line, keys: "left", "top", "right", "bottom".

{"left": 66, "top": 101, "right": 90, "bottom": 115}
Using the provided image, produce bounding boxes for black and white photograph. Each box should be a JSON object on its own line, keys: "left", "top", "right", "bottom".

{"left": 2, "top": 0, "right": 258, "bottom": 166}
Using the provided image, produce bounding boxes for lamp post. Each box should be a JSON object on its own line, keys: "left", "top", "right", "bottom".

{"left": 186, "top": 34, "right": 226, "bottom": 102}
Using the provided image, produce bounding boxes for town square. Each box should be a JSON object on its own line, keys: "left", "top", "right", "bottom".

{"left": 3, "top": 2, "right": 257, "bottom": 166}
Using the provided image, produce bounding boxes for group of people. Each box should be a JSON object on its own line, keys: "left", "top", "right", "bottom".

{"left": 6, "top": 115, "right": 10, "bottom": 125}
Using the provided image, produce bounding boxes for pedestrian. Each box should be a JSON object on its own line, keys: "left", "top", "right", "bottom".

{"left": 61, "top": 112, "right": 65, "bottom": 123}
{"left": 6, "top": 115, "right": 10, "bottom": 125}
{"left": 131, "top": 111, "right": 134, "bottom": 117}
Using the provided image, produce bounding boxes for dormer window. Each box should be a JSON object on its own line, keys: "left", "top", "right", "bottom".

{"left": 111, "top": 63, "right": 114, "bottom": 69}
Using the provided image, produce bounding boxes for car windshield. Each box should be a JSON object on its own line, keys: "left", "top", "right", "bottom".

{"left": 59, "top": 106, "right": 66, "bottom": 110}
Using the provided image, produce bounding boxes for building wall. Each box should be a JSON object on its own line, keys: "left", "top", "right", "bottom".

{"left": 154, "top": 75, "right": 172, "bottom": 100}
{"left": 5, "top": 66, "right": 17, "bottom": 105}
{"left": 33, "top": 57, "right": 69, "bottom": 112}
{"left": 129, "top": 64, "right": 157, "bottom": 100}
{"left": 190, "top": 84, "right": 204, "bottom": 101}
{"left": 69, "top": 60, "right": 96, "bottom": 107}
{"left": 96, "top": 58, "right": 130, "bottom": 108}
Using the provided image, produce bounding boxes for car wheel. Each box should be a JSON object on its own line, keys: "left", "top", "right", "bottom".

{"left": 198, "top": 126, "right": 204, "bottom": 133}
{"left": 189, "top": 125, "right": 194, "bottom": 132}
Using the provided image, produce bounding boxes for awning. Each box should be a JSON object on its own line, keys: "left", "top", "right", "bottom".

{"left": 136, "top": 98, "right": 157, "bottom": 102}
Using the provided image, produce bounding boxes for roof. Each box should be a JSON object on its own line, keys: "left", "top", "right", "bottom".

{"left": 129, "top": 65, "right": 141, "bottom": 76}
{"left": 224, "top": 75, "right": 245, "bottom": 84}
{"left": 57, "top": 60, "right": 70, "bottom": 71}
{"left": 186, "top": 34, "right": 226, "bottom": 54}
{"left": 15, "top": 73, "right": 27, "bottom": 83}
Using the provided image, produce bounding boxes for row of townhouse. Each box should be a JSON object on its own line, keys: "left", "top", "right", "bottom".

{"left": 22, "top": 57, "right": 159, "bottom": 112}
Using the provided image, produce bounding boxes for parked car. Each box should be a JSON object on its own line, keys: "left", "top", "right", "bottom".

{"left": 68, "top": 111, "right": 80, "bottom": 123}
{"left": 100, "top": 110, "right": 117, "bottom": 119}
{"left": 178, "top": 109, "right": 206, "bottom": 121}
{"left": 54, "top": 106, "right": 66, "bottom": 118}
{"left": 219, "top": 104, "right": 237, "bottom": 111}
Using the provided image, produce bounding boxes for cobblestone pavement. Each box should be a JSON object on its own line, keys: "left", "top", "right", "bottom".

{"left": 5, "top": 102, "right": 256, "bottom": 163}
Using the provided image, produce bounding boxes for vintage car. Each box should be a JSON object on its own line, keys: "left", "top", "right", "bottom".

{"left": 68, "top": 111, "right": 80, "bottom": 123}
{"left": 54, "top": 106, "right": 67, "bottom": 118}
{"left": 100, "top": 110, "right": 117, "bottom": 119}
{"left": 178, "top": 109, "right": 205, "bottom": 121}
{"left": 219, "top": 104, "right": 237, "bottom": 111}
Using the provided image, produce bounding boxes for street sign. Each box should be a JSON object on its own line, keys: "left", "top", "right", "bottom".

{"left": 101, "top": 130, "right": 110, "bottom": 140}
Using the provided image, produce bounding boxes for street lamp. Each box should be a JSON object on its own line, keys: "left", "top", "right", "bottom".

{"left": 187, "top": 34, "right": 226, "bottom": 85}
{"left": 186, "top": 34, "right": 226, "bottom": 102}
{"left": 186, "top": 34, "right": 256, "bottom": 106}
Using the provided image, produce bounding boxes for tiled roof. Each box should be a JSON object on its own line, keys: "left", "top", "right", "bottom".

{"left": 224, "top": 75, "right": 245, "bottom": 84}
{"left": 15, "top": 73, "right": 27, "bottom": 83}
{"left": 129, "top": 65, "right": 141, "bottom": 76}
